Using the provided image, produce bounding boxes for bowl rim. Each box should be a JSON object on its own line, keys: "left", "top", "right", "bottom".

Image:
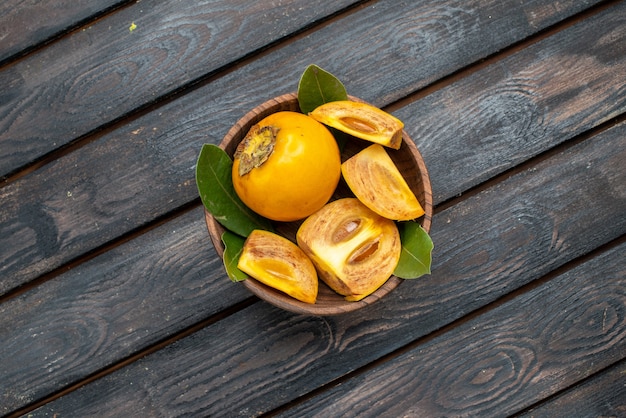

{"left": 204, "top": 92, "right": 433, "bottom": 315}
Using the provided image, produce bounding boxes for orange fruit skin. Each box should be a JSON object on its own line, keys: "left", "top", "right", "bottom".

{"left": 232, "top": 111, "right": 341, "bottom": 222}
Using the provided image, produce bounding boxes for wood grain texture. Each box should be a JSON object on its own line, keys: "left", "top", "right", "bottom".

{"left": 277, "top": 242, "right": 626, "bottom": 418}
{"left": 2, "top": 1, "right": 623, "bottom": 417}
{"left": 0, "top": 0, "right": 126, "bottom": 64}
{"left": 0, "top": 0, "right": 603, "bottom": 179}
{"left": 396, "top": 1, "right": 626, "bottom": 202}
{"left": 516, "top": 360, "right": 626, "bottom": 418}
{"left": 0, "top": 0, "right": 359, "bottom": 178}
{"left": 25, "top": 122, "right": 626, "bottom": 416}
{"left": 0, "top": 207, "right": 250, "bottom": 414}
{"left": 0, "top": 0, "right": 618, "bottom": 296}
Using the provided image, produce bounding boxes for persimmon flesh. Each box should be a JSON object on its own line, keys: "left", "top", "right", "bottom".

{"left": 309, "top": 100, "right": 404, "bottom": 149}
{"left": 296, "top": 198, "right": 401, "bottom": 301}
{"left": 342, "top": 144, "right": 424, "bottom": 221}
{"left": 238, "top": 230, "right": 318, "bottom": 304}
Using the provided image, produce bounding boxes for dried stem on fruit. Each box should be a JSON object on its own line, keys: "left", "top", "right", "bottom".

{"left": 234, "top": 125, "right": 279, "bottom": 176}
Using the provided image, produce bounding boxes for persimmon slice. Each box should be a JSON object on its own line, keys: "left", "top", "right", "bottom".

{"left": 309, "top": 100, "right": 403, "bottom": 149}
{"left": 238, "top": 230, "right": 318, "bottom": 304}
{"left": 342, "top": 144, "right": 424, "bottom": 221}
{"left": 296, "top": 198, "right": 401, "bottom": 301}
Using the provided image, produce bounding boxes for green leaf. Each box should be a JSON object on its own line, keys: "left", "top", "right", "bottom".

{"left": 297, "top": 64, "right": 348, "bottom": 114}
{"left": 195, "top": 144, "right": 273, "bottom": 237}
{"left": 394, "top": 221, "right": 434, "bottom": 279}
{"left": 221, "top": 231, "right": 248, "bottom": 282}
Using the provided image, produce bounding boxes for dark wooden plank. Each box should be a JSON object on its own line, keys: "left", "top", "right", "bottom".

{"left": 24, "top": 121, "right": 626, "bottom": 416}
{"left": 0, "top": 0, "right": 603, "bottom": 178}
{"left": 276, "top": 244, "right": 626, "bottom": 417}
{"left": 395, "top": 1, "right": 626, "bottom": 202}
{"left": 0, "top": 0, "right": 359, "bottom": 178}
{"left": 516, "top": 360, "right": 626, "bottom": 418}
{"left": 0, "top": 0, "right": 620, "bottom": 295}
{"left": 0, "top": 207, "right": 251, "bottom": 414}
{"left": 0, "top": 0, "right": 126, "bottom": 64}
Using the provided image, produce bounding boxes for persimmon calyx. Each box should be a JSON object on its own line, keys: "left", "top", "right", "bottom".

{"left": 238, "top": 230, "right": 318, "bottom": 304}
{"left": 231, "top": 111, "right": 341, "bottom": 222}
{"left": 309, "top": 100, "right": 404, "bottom": 149}
{"left": 234, "top": 124, "right": 279, "bottom": 176}
{"left": 342, "top": 144, "right": 424, "bottom": 221}
{"left": 296, "top": 198, "right": 401, "bottom": 301}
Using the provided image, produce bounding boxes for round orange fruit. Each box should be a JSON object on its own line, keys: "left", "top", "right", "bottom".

{"left": 232, "top": 111, "right": 341, "bottom": 222}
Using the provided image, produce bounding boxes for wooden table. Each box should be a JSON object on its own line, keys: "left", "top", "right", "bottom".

{"left": 1, "top": 1, "right": 625, "bottom": 416}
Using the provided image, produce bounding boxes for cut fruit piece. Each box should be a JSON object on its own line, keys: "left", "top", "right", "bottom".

{"left": 238, "top": 230, "right": 318, "bottom": 304}
{"left": 342, "top": 144, "right": 424, "bottom": 221}
{"left": 296, "top": 198, "right": 401, "bottom": 301}
{"left": 309, "top": 100, "right": 404, "bottom": 149}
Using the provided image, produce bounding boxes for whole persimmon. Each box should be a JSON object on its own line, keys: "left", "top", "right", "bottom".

{"left": 232, "top": 111, "right": 341, "bottom": 222}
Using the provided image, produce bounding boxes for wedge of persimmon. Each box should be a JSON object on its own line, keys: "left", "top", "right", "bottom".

{"left": 238, "top": 230, "right": 318, "bottom": 304}
{"left": 342, "top": 144, "right": 424, "bottom": 221}
{"left": 309, "top": 100, "right": 403, "bottom": 149}
{"left": 296, "top": 198, "right": 401, "bottom": 301}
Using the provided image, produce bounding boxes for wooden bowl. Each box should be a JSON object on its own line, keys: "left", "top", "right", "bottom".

{"left": 205, "top": 92, "right": 432, "bottom": 315}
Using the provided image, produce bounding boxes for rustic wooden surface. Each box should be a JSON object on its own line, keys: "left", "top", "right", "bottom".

{"left": 0, "top": 0, "right": 127, "bottom": 65}
{"left": 1, "top": 0, "right": 624, "bottom": 417}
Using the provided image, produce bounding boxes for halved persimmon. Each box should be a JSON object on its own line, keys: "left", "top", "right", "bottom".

{"left": 342, "top": 144, "right": 424, "bottom": 221}
{"left": 296, "top": 198, "right": 401, "bottom": 301}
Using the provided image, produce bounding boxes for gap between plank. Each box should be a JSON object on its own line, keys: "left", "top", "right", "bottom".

{"left": 0, "top": 0, "right": 377, "bottom": 299}
{"left": 509, "top": 356, "right": 626, "bottom": 417}
{"left": 0, "top": 0, "right": 373, "bottom": 187}
{"left": 1, "top": 0, "right": 620, "bottom": 293}
{"left": 385, "top": 0, "right": 621, "bottom": 113}
{"left": 435, "top": 113, "right": 626, "bottom": 214}
{"left": 7, "top": 114, "right": 625, "bottom": 414}
{"left": 1, "top": 0, "right": 612, "bottom": 187}
{"left": 0, "top": 198, "right": 200, "bottom": 304}
{"left": 3, "top": 117, "right": 624, "bottom": 416}
{"left": 262, "top": 234, "right": 626, "bottom": 417}
{"left": 3, "top": 296, "right": 259, "bottom": 418}
{"left": 1, "top": 0, "right": 615, "bottom": 187}
{"left": 1, "top": 107, "right": 623, "bottom": 310}
{"left": 0, "top": 0, "right": 135, "bottom": 69}
{"left": 0, "top": 0, "right": 622, "bottom": 409}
